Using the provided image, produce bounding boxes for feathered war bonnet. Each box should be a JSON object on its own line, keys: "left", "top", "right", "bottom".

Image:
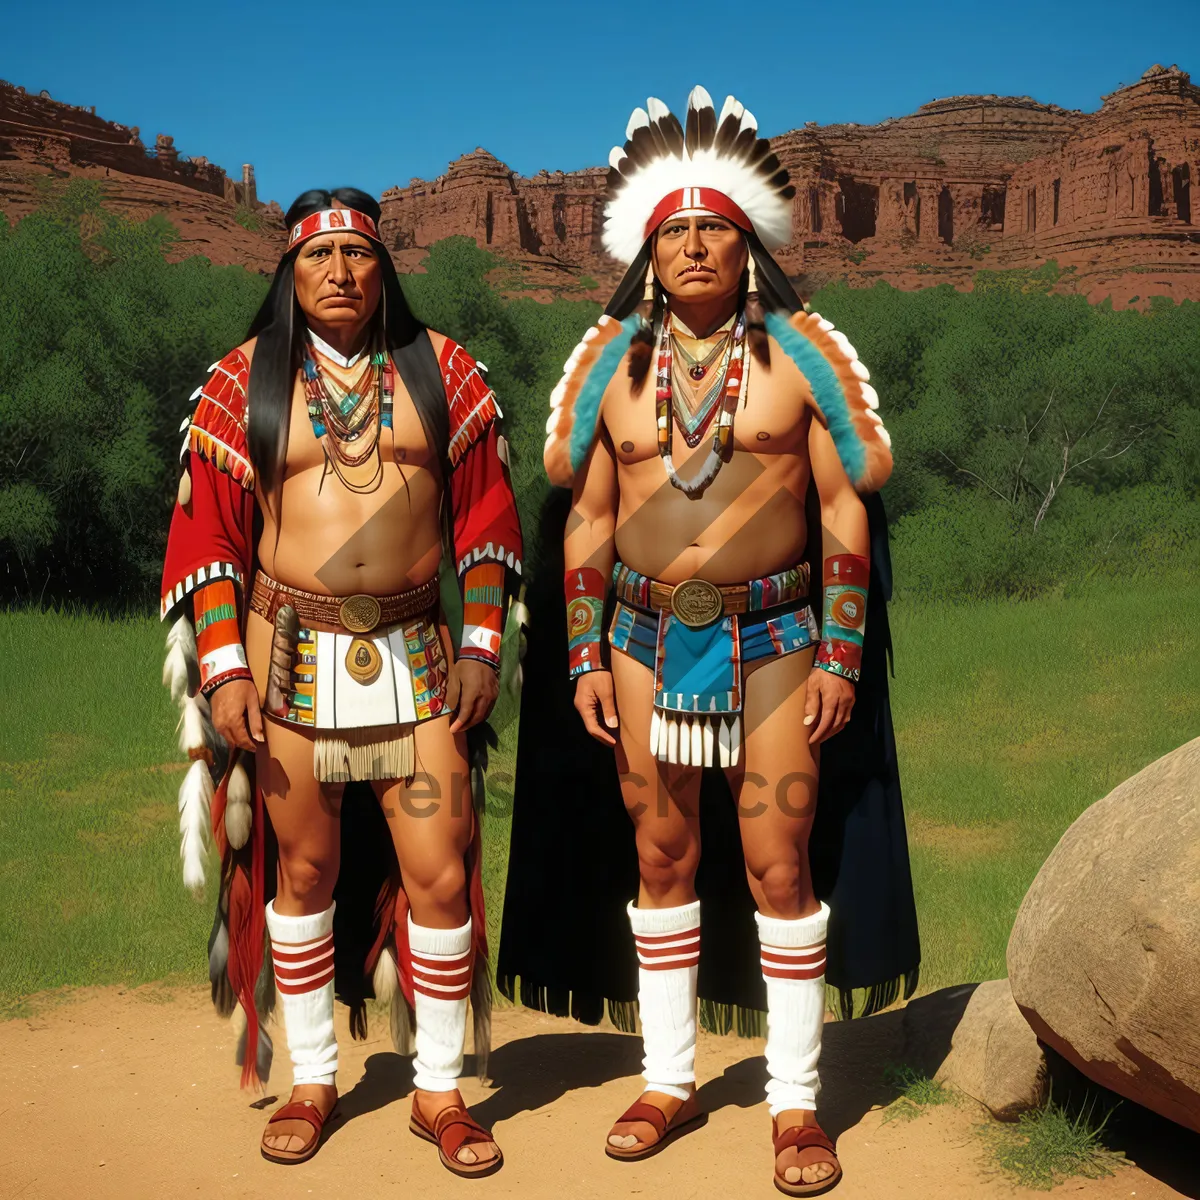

{"left": 602, "top": 86, "right": 793, "bottom": 266}
{"left": 543, "top": 87, "right": 893, "bottom": 494}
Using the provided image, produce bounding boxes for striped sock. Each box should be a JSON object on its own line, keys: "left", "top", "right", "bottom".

{"left": 410, "top": 916, "right": 474, "bottom": 1093}
{"left": 266, "top": 901, "right": 338, "bottom": 1087}
{"left": 628, "top": 900, "right": 701, "bottom": 1102}
{"left": 756, "top": 903, "right": 829, "bottom": 1115}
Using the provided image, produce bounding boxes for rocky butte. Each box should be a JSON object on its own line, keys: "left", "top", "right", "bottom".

{"left": 0, "top": 78, "right": 286, "bottom": 270}
{"left": 380, "top": 64, "right": 1200, "bottom": 308}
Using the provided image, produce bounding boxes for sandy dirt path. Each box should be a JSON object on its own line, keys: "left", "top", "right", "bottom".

{"left": 4, "top": 984, "right": 1194, "bottom": 1200}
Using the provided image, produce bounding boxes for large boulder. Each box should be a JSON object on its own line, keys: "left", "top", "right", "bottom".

{"left": 933, "top": 978, "right": 1048, "bottom": 1120}
{"left": 1007, "top": 737, "right": 1200, "bottom": 1133}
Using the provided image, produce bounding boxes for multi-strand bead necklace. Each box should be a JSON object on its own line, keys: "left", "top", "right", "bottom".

{"left": 655, "top": 310, "right": 747, "bottom": 499}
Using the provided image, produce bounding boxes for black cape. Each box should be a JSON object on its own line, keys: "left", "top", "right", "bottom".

{"left": 497, "top": 485, "right": 920, "bottom": 1029}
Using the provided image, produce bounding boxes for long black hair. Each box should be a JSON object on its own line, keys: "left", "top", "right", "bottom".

{"left": 245, "top": 187, "right": 449, "bottom": 502}
{"left": 603, "top": 229, "right": 804, "bottom": 388}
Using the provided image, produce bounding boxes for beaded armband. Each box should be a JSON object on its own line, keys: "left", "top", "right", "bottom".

{"left": 460, "top": 561, "right": 505, "bottom": 670}
{"left": 566, "top": 567, "right": 607, "bottom": 678}
{"left": 194, "top": 578, "right": 252, "bottom": 695}
{"left": 815, "top": 554, "right": 868, "bottom": 683}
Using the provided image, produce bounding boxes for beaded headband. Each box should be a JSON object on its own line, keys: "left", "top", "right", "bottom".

{"left": 288, "top": 207, "right": 383, "bottom": 250}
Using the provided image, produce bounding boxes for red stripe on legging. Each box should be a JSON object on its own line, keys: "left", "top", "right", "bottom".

{"left": 275, "top": 967, "right": 335, "bottom": 994}
{"left": 762, "top": 960, "right": 826, "bottom": 981}
{"left": 634, "top": 928, "right": 700, "bottom": 945}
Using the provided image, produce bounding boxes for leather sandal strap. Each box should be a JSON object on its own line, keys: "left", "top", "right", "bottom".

{"left": 433, "top": 1107, "right": 494, "bottom": 1158}
{"left": 268, "top": 1101, "right": 326, "bottom": 1134}
{"left": 774, "top": 1122, "right": 835, "bottom": 1157}
{"left": 616, "top": 1101, "right": 670, "bottom": 1138}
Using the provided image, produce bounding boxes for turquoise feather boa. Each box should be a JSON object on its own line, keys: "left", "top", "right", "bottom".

{"left": 764, "top": 310, "right": 866, "bottom": 487}
{"left": 568, "top": 315, "right": 643, "bottom": 475}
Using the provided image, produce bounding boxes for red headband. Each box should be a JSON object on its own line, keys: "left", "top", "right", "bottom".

{"left": 644, "top": 187, "right": 753, "bottom": 241}
{"left": 288, "top": 207, "right": 382, "bottom": 249}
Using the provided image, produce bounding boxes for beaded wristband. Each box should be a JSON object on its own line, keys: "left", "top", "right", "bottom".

{"left": 194, "top": 578, "right": 252, "bottom": 696}
{"left": 566, "top": 567, "right": 607, "bottom": 678}
{"left": 815, "top": 553, "right": 868, "bottom": 683}
{"left": 460, "top": 562, "right": 505, "bottom": 670}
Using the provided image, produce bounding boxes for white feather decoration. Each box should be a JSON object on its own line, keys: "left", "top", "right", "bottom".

{"left": 162, "top": 617, "right": 195, "bottom": 703}
{"left": 373, "top": 945, "right": 398, "bottom": 1007}
{"left": 225, "top": 755, "right": 252, "bottom": 850}
{"left": 178, "top": 693, "right": 213, "bottom": 762}
{"left": 179, "top": 759, "right": 213, "bottom": 893}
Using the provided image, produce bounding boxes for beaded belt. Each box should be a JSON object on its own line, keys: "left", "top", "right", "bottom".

{"left": 611, "top": 561, "right": 810, "bottom": 629}
{"left": 250, "top": 570, "right": 440, "bottom": 634}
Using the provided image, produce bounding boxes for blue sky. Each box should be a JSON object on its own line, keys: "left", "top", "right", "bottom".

{"left": 3, "top": 1, "right": 1193, "bottom": 208}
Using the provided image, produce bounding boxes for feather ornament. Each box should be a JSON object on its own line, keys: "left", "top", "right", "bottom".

{"left": 763, "top": 310, "right": 893, "bottom": 493}
{"left": 544, "top": 314, "right": 642, "bottom": 487}
{"left": 179, "top": 693, "right": 214, "bottom": 765}
{"left": 179, "top": 759, "right": 213, "bottom": 894}
{"left": 163, "top": 617, "right": 195, "bottom": 703}
{"left": 225, "top": 754, "right": 252, "bottom": 850}
{"left": 373, "top": 945, "right": 399, "bottom": 1008}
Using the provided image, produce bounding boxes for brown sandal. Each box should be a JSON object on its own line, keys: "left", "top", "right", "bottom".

{"left": 605, "top": 1094, "right": 707, "bottom": 1161}
{"left": 260, "top": 1097, "right": 339, "bottom": 1165}
{"left": 772, "top": 1117, "right": 843, "bottom": 1196}
{"left": 410, "top": 1100, "right": 503, "bottom": 1178}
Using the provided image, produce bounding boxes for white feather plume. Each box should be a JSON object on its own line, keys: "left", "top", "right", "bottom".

{"left": 163, "top": 617, "right": 195, "bottom": 703}
{"left": 178, "top": 693, "right": 213, "bottom": 761}
{"left": 225, "top": 755, "right": 252, "bottom": 850}
{"left": 179, "top": 759, "right": 213, "bottom": 894}
{"left": 373, "top": 945, "right": 398, "bottom": 1007}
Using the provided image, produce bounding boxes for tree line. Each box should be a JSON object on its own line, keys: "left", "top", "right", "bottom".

{"left": 1, "top": 182, "right": 1196, "bottom": 609}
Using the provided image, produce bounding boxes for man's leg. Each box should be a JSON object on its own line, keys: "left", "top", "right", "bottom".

{"left": 258, "top": 717, "right": 342, "bottom": 1157}
{"left": 606, "top": 650, "right": 704, "bottom": 1153}
{"left": 373, "top": 710, "right": 499, "bottom": 1170}
{"left": 732, "top": 646, "right": 839, "bottom": 1189}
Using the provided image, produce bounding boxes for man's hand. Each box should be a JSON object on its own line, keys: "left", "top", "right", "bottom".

{"left": 803, "top": 669, "right": 855, "bottom": 745}
{"left": 574, "top": 670, "right": 619, "bottom": 745}
{"left": 211, "top": 678, "right": 265, "bottom": 752}
{"left": 447, "top": 658, "right": 499, "bottom": 733}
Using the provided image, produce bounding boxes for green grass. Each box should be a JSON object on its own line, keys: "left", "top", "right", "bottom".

{"left": 2, "top": 575, "right": 1196, "bottom": 1009}
{"left": 888, "top": 574, "right": 1199, "bottom": 992}
{"left": 0, "top": 609, "right": 208, "bottom": 1012}
{"left": 979, "top": 1097, "right": 1124, "bottom": 1190}
{"left": 880, "top": 1064, "right": 957, "bottom": 1123}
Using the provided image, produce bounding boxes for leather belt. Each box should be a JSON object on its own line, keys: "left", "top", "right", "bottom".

{"left": 632, "top": 564, "right": 811, "bottom": 629}
{"left": 250, "top": 570, "right": 440, "bottom": 633}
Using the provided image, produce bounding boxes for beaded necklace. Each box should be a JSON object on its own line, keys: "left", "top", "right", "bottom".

{"left": 656, "top": 309, "right": 747, "bottom": 499}
{"left": 302, "top": 340, "right": 395, "bottom": 492}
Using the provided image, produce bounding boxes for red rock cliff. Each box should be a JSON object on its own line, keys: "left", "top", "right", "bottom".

{"left": 0, "top": 78, "right": 285, "bottom": 271}
{"left": 381, "top": 65, "right": 1200, "bottom": 307}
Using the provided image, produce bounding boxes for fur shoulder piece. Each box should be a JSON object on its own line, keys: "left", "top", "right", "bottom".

{"left": 763, "top": 310, "right": 892, "bottom": 493}
{"left": 186, "top": 347, "right": 254, "bottom": 490}
{"left": 544, "top": 314, "right": 642, "bottom": 488}
{"left": 441, "top": 339, "right": 499, "bottom": 468}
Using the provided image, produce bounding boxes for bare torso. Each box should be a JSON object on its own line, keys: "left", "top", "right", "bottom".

{"left": 249, "top": 333, "right": 447, "bottom": 598}
{"left": 602, "top": 337, "right": 814, "bottom": 584}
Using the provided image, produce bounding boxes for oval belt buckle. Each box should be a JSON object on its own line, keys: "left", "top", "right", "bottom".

{"left": 669, "top": 579, "right": 724, "bottom": 629}
{"left": 340, "top": 594, "right": 383, "bottom": 686}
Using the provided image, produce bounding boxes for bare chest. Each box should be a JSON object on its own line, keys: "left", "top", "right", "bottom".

{"left": 280, "top": 366, "right": 435, "bottom": 478}
{"left": 603, "top": 354, "right": 811, "bottom": 471}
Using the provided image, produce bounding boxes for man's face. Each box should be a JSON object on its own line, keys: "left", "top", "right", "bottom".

{"left": 651, "top": 214, "right": 748, "bottom": 304}
{"left": 292, "top": 230, "right": 382, "bottom": 331}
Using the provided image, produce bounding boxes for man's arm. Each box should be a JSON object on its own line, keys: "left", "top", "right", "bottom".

{"left": 565, "top": 430, "right": 621, "bottom": 744}
{"left": 805, "top": 418, "right": 871, "bottom": 744}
